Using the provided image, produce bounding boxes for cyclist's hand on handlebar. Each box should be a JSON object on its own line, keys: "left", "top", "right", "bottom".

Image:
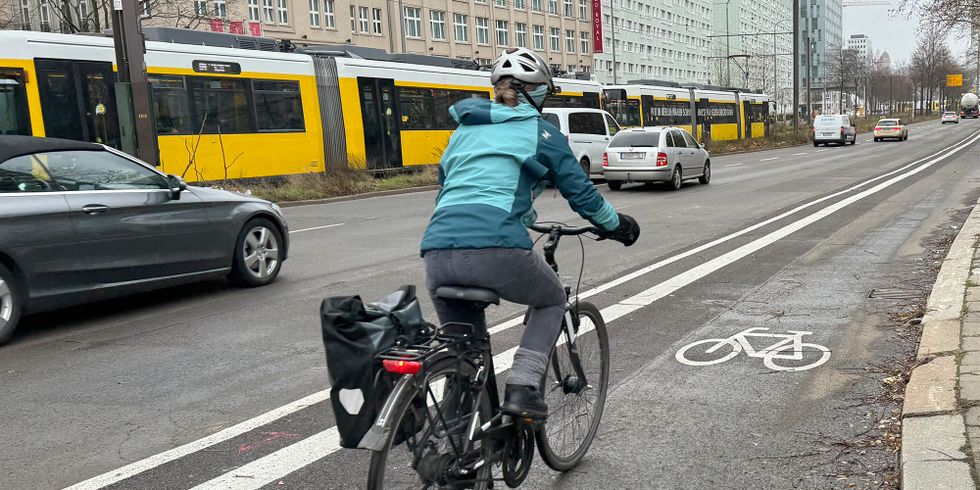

{"left": 603, "top": 213, "right": 640, "bottom": 246}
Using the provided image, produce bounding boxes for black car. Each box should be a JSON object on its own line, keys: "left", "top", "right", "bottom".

{"left": 0, "top": 136, "right": 289, "bottom": 344}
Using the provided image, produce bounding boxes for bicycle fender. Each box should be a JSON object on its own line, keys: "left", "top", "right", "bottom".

{"left": 359, "top": 374, "right": 417, "bottom": 451}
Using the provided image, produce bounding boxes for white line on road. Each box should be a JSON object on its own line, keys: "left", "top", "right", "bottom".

{"left": 791, "top": 152, "right": 809, "bottom": 156}
{"left": 289, "top": 223, "right": 346, "bottom": 234}
{"left": 725, "top": 163, "right": 744, "bottom": 167}
{"left": 65, "top": 129, "right": 980, "bottom": 490}
{"left": 815, "top": 149, "right": 829, "bottom": 153}
{"left": 759, "top": 157, "right": 778, "bottom": 162}
{"left": 865, "top": 139, "right": 873, "bottom": 142}
{"left": 182, "top": 129, "right": 980, "bottom": 489}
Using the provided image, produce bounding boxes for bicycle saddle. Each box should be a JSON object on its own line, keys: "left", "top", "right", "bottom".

{"left": 435, "top": 286, "right": 500, "bottom": 305}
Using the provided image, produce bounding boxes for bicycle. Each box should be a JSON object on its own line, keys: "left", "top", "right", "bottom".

{"left": 362, "top": 223, "right": 610, "bottom": 489}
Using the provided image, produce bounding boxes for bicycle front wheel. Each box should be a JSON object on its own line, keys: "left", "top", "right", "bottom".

{"left": 536, "top": 301, "right": 609, "bottom": 471}
{"left": 367, "top": 358, "right": 493, "bottom": 490}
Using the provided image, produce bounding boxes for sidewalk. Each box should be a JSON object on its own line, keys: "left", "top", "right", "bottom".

{"left": 902, "top": 196, "right": 980, "bottom": 489}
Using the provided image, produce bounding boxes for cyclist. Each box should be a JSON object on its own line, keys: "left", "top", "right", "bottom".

{"left": 420, "top": 48, "right": 640, "bottom": 422}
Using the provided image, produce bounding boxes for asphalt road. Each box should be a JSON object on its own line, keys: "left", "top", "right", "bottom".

{"left": 3, "top": 120, "right": 980, "bottom": 489}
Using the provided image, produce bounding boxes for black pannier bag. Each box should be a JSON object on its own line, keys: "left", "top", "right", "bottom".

{"left": 320, "top": 285, "right": 429, "bottom": 449}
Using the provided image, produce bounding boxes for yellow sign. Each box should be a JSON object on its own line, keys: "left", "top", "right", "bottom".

{"left": 947, "top": 74, "right": 963, "bottom": 87}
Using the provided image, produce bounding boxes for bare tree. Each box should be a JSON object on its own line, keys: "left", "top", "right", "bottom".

{"left": 824, "top": 43, "right": 860, "bottom": 113}
{"left": 909, "top": 25, "right": 955, "bottom": 114}
{"left": 20, "top": 0, "right": 242, "bottom": 34}
{"left": 0, "top": 1, "right": 17, "bottom": 29}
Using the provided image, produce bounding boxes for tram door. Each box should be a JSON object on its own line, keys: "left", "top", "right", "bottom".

{"left": 357, "top": 77, "right": 402, "bottom": 170}
{"left": 743, "top": 101, "right": 753, "bottom": 139}
{"left": 36, "top": 59, "right": 120, "bottom": 148}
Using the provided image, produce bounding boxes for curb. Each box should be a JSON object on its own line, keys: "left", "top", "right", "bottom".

{"left": 901, "top": 195, "right": 980, "bottom": 489}
{"left": 276, "top": 185, "right": 440, "bottom": 208}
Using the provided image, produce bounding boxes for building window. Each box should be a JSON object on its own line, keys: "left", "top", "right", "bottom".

{"left": 277, "top": 0, "right": 288, "bottom": 23}
{"left": 308, "top": 0, "right": 319, "bottom": 26}
{"left": 349, "top": 5, "right": 355, "bottom": 30}
{"left": 324, "top": 0, "right": 334, "bottom": 27}
{"left": 563, "top": 0, "right": 573, "bottom": 16}
{"left": 430, "top": 10, "right": 446, "bottom": 40}
{"left": 194, "top": 0, "right": 207, "bottom": 16}
{"left": 495, "top": 0, "right": 506, "bottom": 5}
{"left": 454, "top": 13, "right": 468, "bottom": 42}
{"left": 372, "top": 8, "right": 382, "bottom": 33}
{"left": 548, "top": 0, "right": 557, "bottom": 14}
{"left": 358, "top": 6, "right": 369, "bottom": 32}
{"left": 515, "top": 22, "right": 527, "bottom": 47}
{"left": 550, "top": 27, "right": 560, "bottom": 50}
{"left": 515, "top": 0, "right": 525, "bottom": 8}
{"left": 248, "top": 0, "right": 260, "bottom": 21}
{"left": 262, "top": 0, "right": 274, "bottom": 22}
{"left": 532, "top": 0, "right": 541, "bottom": 11}
{"left": 140, "top": 0, "right": 152, "bottom": 17}
{"left": 404, "top": 7, "right": 422, "bottom": 38}
{"left": 580, "top": 31, "right": 589, "bottom": 53}
{"left": 532, "top": 25, "right": 544, "bottom": 49}
{"left": 565, "top": 29, "right": 575, "bottom": 52}
{"left": 578, "top": 0, "right": 587, "bottom": 19}
{"left": 476, "top": 17, "right": 489, "bottom": 44}
{"left": 496, "top": 20, "right": 508, "bottom": 46}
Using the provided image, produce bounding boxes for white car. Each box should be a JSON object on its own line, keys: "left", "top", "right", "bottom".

{"left": 542, "top": 108, "right": 621, "bottom": 179}
{"left": 602, "top": 126, "right": 710, "bottom": 191}
{"left": 942, "top": 111, "right": 959, "bottom": 124}
{"left": 812, "top": 114, "right": 857, "bottom": 146}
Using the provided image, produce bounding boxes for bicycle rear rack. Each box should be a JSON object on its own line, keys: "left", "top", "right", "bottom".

{"left": 376, "top": 321, "right": 490, "bottom": 365}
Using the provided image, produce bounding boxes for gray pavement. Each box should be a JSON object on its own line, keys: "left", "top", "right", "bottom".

{"left": 2, "top": 119, "right": 980, "bottom": 489}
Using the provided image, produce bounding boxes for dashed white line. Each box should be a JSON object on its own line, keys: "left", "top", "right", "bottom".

{"left": 791, "top": 152, "right": 809, "bottom": 156}
{"left": 289, "top": 223, "right": 346, "bottom": 234}
{"left": 815, "top": 149, "right": 830, "bottom": 152}
{"left": 725, "top": 163, "right": 744, "bottom": 167}
{"left": 865, "top": 139, "right": 873, "bottom": 142}
{"left": 759, "top": 157, "right": 778, "bottom": 162}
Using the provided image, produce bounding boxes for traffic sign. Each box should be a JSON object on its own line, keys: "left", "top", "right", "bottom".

{"left": 947, "top": 74, "right": 963, "bottom": 87}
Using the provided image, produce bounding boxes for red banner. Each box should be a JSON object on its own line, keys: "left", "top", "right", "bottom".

{"left": 592, "top": 0, "right": 603, "bottom": 53}
{"left": 248, "top": 21, "right": 262, "bottom": 36}
{"left": 229, "top": 21, "right": 245, "bottom": 34}
{"left": 209, "top": 18, "right": 224, "bottom": 32}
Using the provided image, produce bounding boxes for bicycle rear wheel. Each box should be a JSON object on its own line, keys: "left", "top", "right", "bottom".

{"left": 367, "top": 358, "right": 494, "bottom": 490}
{"left": 536, "top": 301, "right": 609, "bottom": 471}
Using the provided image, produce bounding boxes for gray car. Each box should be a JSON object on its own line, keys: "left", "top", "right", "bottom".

{"left": 0, "top": 136, "right": 289, "bottom": 344}
{"left": 602, "top": 127, "right": 711, "bottom": 191}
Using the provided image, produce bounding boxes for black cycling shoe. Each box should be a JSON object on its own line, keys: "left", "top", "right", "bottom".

{"left": 501, "top": 384, "right": 548, "bottom": 423}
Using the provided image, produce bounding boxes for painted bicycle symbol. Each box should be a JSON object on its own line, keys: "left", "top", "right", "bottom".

{"left": 675, "top": 327, "right": 831, "bottom": 372}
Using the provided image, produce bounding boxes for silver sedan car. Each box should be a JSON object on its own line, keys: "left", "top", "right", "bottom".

{"left": 0, "top": 136, "right": 289, "bottom": 344}
{"left": 602, "top": 127, "right": 710, "bottom": 191}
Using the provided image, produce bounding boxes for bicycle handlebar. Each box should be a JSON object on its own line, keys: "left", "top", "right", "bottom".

{"left": 528, "top": 223, "right": 601, "bottom": 236}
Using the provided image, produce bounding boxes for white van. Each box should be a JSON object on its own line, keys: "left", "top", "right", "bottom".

{"left": 542, "top": 108, "right": 622, "bottom": 178}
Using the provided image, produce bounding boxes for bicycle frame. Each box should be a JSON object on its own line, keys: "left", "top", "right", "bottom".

{"left": 727, "top": 327, "right": 813, "bottom": 360}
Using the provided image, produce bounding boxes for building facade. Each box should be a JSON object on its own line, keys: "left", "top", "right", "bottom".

{"left": 592, "top": 0, "right": 713, "bottom": 85}
{"left": 846, "top": 33, "right": 871, "bottom": 61}
{"left": 7, "top": 0, "right": 594, "bottom": 74}
{"left": 798, "top": 0, "right": 842, "bottom": 103}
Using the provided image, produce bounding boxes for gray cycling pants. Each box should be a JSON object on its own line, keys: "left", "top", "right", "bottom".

{"left": 423, "top": 248, "right": 566, "bottom": 386}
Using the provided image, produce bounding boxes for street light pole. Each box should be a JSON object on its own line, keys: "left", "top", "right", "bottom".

{"left": 792, "top": 0, "right": 799, "bottom": 133}
{"left": 806, "top": 37, "right": 812, "bottom": 122}
{"left": 610, "top": 0, "right": 618, "bottom": 84}
{"left": 726, "top": 0, "right": 732, "bottom": 86}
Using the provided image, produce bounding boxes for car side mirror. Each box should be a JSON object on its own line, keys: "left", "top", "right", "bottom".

{"left": 699, "top": 143, "right": 705, "bottom": 149}
{"left": 167, "top": 174, "right": 187, "bottom": 200}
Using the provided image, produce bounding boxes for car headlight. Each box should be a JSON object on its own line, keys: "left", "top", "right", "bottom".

{"left": 270, "top": 203, "right": 284, "bottom": 217}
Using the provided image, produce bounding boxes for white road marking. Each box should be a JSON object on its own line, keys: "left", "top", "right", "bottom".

{"left": 791, "top": 152, "right": 809, "bottom": 156}
{"left": 66, "top": 129, "right": 980, "bottom": 489}
{"left": 815, "top": 149, "right": 829, "bottom": 153}
{"left": 759, "top": 157, "right": 778, "bottom": 162}
{"left": 289, "top": 223, "right": 346, "bottom": 234}
{"left": 675, "top": 327, "right": 831, "bottom": 372}
{"left": 725, "top": 163, "right": 744, "bottom": 167}
{"left": 172, "top": 130, "right": 980, "bottom": 489}
{"left": 865, "top": 139, "right": 873, "bottom": 142}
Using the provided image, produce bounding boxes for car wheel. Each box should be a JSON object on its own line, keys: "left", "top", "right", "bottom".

{"left": 698, "top": 161, "right": 711, "bottom": 185}
{"left": 668, "top": 166, "right": 682, "bottom": 191}
{"left": 580, "top": 158, "right": 591, "bottom": 177}
{"left": 874, "top": 137, "right": 880, "bottom": 142}
{"left": 813, "top": 141, "right": 819, "bottom": 147}
{"left": 607, "top": 181, "right": 622, "bottom": 191}
{"left": 0, "top": 264, "right": 22, "bottom": 345}
{"left": 230, "top": 218, "right": 284, "bottom": 287}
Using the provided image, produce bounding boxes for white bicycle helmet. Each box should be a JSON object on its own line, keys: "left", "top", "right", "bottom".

{"left": 490, "top": 48, "right": 556, "bottom": 93}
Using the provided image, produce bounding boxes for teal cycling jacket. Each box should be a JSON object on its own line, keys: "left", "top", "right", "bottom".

{"left": 421, "top": 98, "right": 620, "bottom": 252}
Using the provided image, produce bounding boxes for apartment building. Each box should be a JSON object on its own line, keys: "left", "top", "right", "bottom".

{"left": 7, "top": 0, "right": 594, "bottom": 74}
{"left": 799, "top": 0, "right": 842, "bottom": 92}
{"left": 592, "top": 0, "right": 713, "bottom": 84}
{"left": 846, "top": 33, "right": 871, "bottom": 61}
{"left": 710, "top": 0, "right": 793, "bottom": 99}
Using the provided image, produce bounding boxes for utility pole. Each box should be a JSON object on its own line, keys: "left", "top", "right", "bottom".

{"left": 726, "top": 0, "right": 732, "bottom": 86}
{"left": 111, "top": 0, "right": 157, "bottom": 165}
{"left": 792, "top": 0, "right": 799, "bottom": 132}
{"left": 399, "top": 0, "right": 406, "bottom": 53}
{"left": 806, "top": 37, "right": 812, "bottom": 123}
{"left": 610, "top": 0, "right": 618, "bottom": 84}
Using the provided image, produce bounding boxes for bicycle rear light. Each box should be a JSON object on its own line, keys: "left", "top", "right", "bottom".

{"left": 383, "top": 359, "right": 422, "bottom": 375}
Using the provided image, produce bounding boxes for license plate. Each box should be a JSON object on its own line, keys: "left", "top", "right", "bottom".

{"left": 821, "top": 132, "right": 836, "bottom": 137}
{"left": 621, "top": 152, "right": 645, "bottom": 160}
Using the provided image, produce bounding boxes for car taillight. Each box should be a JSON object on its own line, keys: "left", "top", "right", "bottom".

{"left": 383, "top": 359, "right": 422, "bottom": 375}
{"left": 874, "top": 127, "right": 881, "bottom": 131}
{"left": 602, "top": 152, "right": 609, "bottom": 167}
{"left": 656, "top": 152, "right": 668, "bottom": 167}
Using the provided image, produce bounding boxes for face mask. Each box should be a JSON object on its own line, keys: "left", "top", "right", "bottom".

{"left": 519, "top": 85, "right": 550, "bottom": 107}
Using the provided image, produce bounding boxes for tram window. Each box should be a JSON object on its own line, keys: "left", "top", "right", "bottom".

{"left": 697, "top": 102, "right": 737, "bottom": 124}
{"left": 605, "top": 98, "right": 640, "bottom": 127}
{"left": 398, "top": 87, "right": 488, "bottom": 130}
{"left": 253, "top": 80, "right": 304, "bottom": 131}
{"left": 0, "top": 69, "right": 31, "bottom": 136}
{"left": 646, "top": 97, "right": 692, "bottom": 126}
{"left": 187, "top": 77, "right": 256, "bottom": 134}
{"left": 149, "top": 76, "right": 192, "bottom": 134}
{"left": 547, "top": 92, "right": 600, "bottom": 109}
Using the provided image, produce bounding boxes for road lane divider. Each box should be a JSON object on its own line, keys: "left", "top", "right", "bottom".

{"left": 64, "top": 129, "right": 980, "bottom": 490}
{"left": 289, "top": 223, "right": 346, "bottom": 234}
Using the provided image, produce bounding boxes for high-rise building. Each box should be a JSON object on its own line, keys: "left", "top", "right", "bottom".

{"left": 8, "top": 0, "right": 594, "bottom": 74}
{"left": 846, "top": 33, "right": 872, "bottom": 61}
{"left": 799, "top": 0, "right": 843, "bottom": 109}
{"left": 710, "top": 0, "right": 794, "bottom": 109}
{"left": 592, "top": 0, "right": 714, "bottom": 85}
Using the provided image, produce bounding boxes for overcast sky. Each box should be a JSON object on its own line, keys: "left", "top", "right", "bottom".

{"left": 842, "top": 3, "right": 971, "bottom": 65}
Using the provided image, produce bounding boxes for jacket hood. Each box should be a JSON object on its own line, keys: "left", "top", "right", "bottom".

{"left": 449, "top": 98, "right": 540, "bottom": 126}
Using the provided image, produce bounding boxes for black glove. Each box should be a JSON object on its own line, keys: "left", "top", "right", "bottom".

{"left": 608, "top": 213, "right": 640, "bottom": 246}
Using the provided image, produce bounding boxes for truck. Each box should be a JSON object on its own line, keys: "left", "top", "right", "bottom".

{"left": 961, "top": 93, "right": 979, "bottom": 118}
